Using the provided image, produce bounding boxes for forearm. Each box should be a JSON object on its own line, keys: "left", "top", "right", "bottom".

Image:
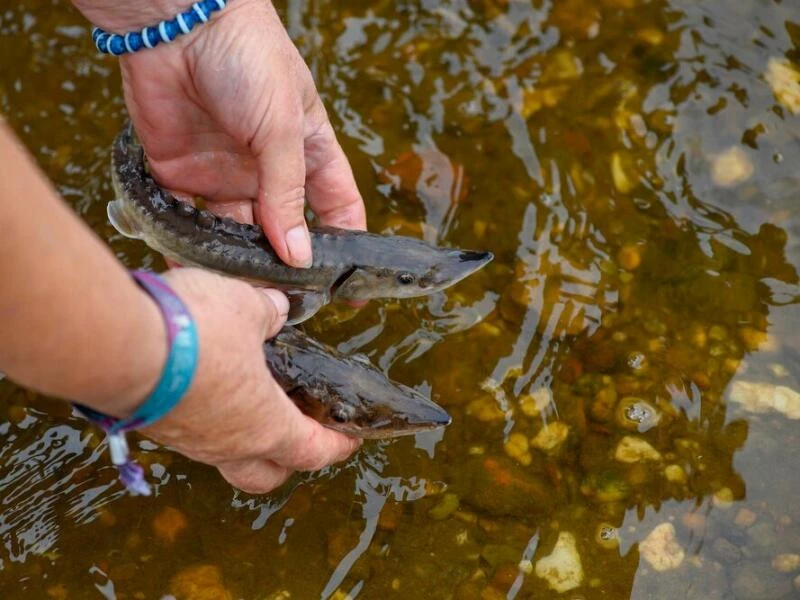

{"left": 0, "top": 122, "right": 165, "bottom": 417}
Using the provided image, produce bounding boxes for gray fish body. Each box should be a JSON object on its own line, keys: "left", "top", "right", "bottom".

{"left": 109, "top": 122, "right": 492, "bottom": 323}
{"left": 265, "top": 327, "right": 450, "bottom": 438}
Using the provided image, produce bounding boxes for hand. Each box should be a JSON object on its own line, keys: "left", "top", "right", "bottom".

{"left": 143, "top": 268, "right": 360, "bottom": 493}
{"left": 109, "top": 0, "right": 367, "bottom": 267}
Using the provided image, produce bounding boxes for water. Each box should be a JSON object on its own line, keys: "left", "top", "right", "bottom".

{"left": 1, "top": 0, "right": 800, "bottom": 597}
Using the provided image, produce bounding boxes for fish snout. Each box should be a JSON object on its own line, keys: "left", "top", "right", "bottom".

{"left": 458, "top": 250, "right": 493, "bottom": 264}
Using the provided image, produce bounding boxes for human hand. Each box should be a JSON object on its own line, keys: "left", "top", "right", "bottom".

{"left": 82, "top": 0, "right": 366, "bottom": 267}
{"left": 141, "top": 268, "right": 360, "bottom": 493}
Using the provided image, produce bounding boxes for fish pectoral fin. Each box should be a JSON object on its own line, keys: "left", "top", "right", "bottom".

{"left": 285, "top": 290, "right": 330, "bottom": 325}
{"left": 107, "top": 199, "right": 143, "bottom": 239}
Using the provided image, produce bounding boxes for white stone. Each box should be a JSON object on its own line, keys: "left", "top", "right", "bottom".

{"left": 765, "top": 57, "right": 800, "bottom": 115}
{"left": 615, "top": 436, "right": 662, "bottom": 463}
{"left": 728, "top": 380, "right": 800, "bottom": 419}
{"left": 535, "top": 532, "right": 584, "bottom": 593}
{"left": 711, "top": 146, "right": 753, "bottom": 188}
{"left": 531, "top": 422, "right": 570, "bottom": 454}
{"left": 639, "top": 523, "right": 685, "bottom": 571}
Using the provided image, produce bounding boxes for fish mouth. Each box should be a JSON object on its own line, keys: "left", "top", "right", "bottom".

{"left": 437, "top": 249, "right": 493, "bottom": 288}
{"left": 459, "top": 250, "right": 493, "bottom": 264}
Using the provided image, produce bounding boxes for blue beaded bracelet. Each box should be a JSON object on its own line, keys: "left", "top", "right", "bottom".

{"left": 75, "top": 270, "right": 199, "bottom": 495}
{"left": 92, "top": 0, "right": 227, "bottom": 56}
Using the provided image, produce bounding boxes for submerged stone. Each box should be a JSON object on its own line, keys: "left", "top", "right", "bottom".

{"left": 615, "top": 436, "right": 662, "bottom": 463}
{"left": 535, "top": 532, "right": 584, "bottom": 592}
{"left": 639, "top": 523, "right": 684, "bottom": 572}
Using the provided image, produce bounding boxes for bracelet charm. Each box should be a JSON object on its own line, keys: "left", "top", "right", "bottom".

{"left": 74, "top": 270, "right": 199, "bottom": 495}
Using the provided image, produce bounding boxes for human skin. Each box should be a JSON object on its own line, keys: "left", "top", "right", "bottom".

{"left": 73, "top": 0, "right": 368, "bottom": 268}
{"left": 0, "top": 124, "right": 361, "bottom": 492}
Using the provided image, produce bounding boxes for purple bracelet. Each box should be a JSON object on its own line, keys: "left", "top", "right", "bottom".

{"left": 75, "top": 270, "right": 199, "bottom": 495}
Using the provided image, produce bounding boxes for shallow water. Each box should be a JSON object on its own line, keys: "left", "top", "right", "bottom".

{"left": 1, "top": 0, "right": 800, "bottom": 598}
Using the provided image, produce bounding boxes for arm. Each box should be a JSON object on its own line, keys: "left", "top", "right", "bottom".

{"left": 72, "top": 0, "right": 367, "bottom": 268}
{"left": 0, "top": 121, "right": 164, "bottom": 416}
{"left": 0, "top": 123, "right": 359, "bottom": 493}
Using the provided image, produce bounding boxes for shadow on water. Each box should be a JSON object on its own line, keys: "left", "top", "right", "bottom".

{"left": 1, "top": 0, "right": 800, "bottom": 598}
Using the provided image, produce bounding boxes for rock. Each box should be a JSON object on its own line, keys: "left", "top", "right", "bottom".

{"left": 531, "top": 422, "right": 570, "bottom": 454}
{"left": 728, "top": 380, "right": 800, "bottom": 419}
{"left": 595, "top": 524, "right": 620, "bottom": 550}
{"left": 664, "top": 464, "right": 687, "bottom": 483}
{"left": 458, "top": 456, "right": 557, "bottom": 517}
{"left": 519, "top": 388, "right": 553, "bottom": 416}
{"left": 534, "top": 532, "right": 584, "bottom": 593}
{"left": 711, "top": 537, "right": 742, "bottom": 564}
{"left": 747, "top": 522, "right": 779, "bottom": 549}
{"left": 735, "top": 509, "right": 758, "bottom": 528}
{"left": 731, "top": 561, "right": 793, "bottom": 600}
{"left": 615, "top": 436, "right": 662, "bottom": 463}
{"left": 615, "top": 397, "right": 661, "bottom": 432}
{"left": 152, "top": 506, "right": 188, "bottom": 544}
{"left": 504, "top": 432, "right": 531, "bottom": 466}
{"left": 711, "top": 147, "right": 753, "bottom": 188}
{"left": 772, "top": 553, "right": 800, "bottom": 573}
{"left": 169, "top": 564, "right": 233, "bottom": 600}
{"left": 765, "top": 57, "right": 800, "bottom": 115}
{"left": 639, "top": 523, "right": 685, "bottom": 571}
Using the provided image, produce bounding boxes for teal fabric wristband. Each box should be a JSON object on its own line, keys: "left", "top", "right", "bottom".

{"left": 75, "top": 270, "right": 198, "bottom": 495}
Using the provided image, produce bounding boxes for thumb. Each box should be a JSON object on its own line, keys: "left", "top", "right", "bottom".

{"left": 258, "top": 289, "right": 290, "bottom": 339}
{"left": 253, "top": 95, "right": 312, "bottom": 269}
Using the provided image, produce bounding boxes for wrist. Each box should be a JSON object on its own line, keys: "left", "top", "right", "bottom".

{"left": 73, "top": 0, "right": 196, "bottom": 34}
{"left": 78, "top": 285, "right": 167, "bottom": 419}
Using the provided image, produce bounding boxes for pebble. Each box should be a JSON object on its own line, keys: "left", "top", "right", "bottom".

{"left": 765, "top": 57, "right": 800, "bottom": 115}
{"left": 772, "top": 554, "right": 800, "bottom": 573}
{"left": 504, "top": 432, "right": 532, "bottom": 466}
{"left": 711, "top": 146, "right": 754, "bottom": 188}
{"left": 728, "top": 380, "right": 800, "bottom": 419}
{"left": 713, "top": 487, "right": 735, "bottom": 508}
{"left": 748, "top": 522, "right": 779, "bottom": 548}
{"left": 534, "top": 532, "right": 584, "bottom": 593}
{"left": 639, "top": 523, "right": 685, "bottom": 571}
{"left": 616, "top": 397, "right": 661, "bottom": 432}
{"left": 531, "top": 422, "right": 570, "bottom": 454}
{"left": 735, "top": 509, "right": 758, "bottom": 528}
{"left": 519, "top": 388, "right": 553, "bottom": 416}
{"left": 169, "top": 564, "right": 233, "bottom": 600}
{"left": 617, "top": 245, "right": 642, "bottom": 271}
{"left": 664, "top": 464, "right": 687, "bottom": 483}
{"left": 615, "top": 436, "right": 662, "bottom": 463}
{"left": 152, "top": 507, "right": 188, "bottom": 544}
{"left": 731, "top": 561, "right": 792, "bottom": 600}
{"left": 711, "top": 537, "right": 742, "bottom": 564}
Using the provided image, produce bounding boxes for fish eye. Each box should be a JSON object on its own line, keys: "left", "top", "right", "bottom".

{"left": 330, "top": 404, "right": 355, "bottom": 423}
{"left": 397, "top": 272, "right": 416, "bottom": 285}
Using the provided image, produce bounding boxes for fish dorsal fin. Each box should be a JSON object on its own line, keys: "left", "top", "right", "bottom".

{"left": 107, "top": 199, "right": 143, "bottom": 239}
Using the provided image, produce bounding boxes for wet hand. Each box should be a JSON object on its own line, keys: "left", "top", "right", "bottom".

{"left": 142, "top": 269, "right": 360, "bottom": 493}
{"left": 113, "top": 0, "right": 367, "bottom": 267}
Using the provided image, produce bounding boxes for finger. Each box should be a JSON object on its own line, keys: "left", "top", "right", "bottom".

{"left": 217, "top": 459, "right": 292, "bottom": 494}
{"left": 204, "top": 198, "right": 255, "bottom": 225}
{"left": 304, "top": 120, "right": 367, "bottom": 231}
{"left": 270, "top": 413, "right": 362, "bottom": 472}
{"left": 253, "top": 95, "right": 312, "bottom": 269}
{"left": 259, "top": 289, "right": 289, "bottom": 339}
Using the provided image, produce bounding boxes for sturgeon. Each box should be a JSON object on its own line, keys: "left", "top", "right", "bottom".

{"left": 107, "top": 121, "right": 492, "bottom": 324}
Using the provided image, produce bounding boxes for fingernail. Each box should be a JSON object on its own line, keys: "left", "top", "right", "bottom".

{"left": 262, "top": 289, "right": 290, "bottom": 319}
{"left": 286, "top": 225, "right": 313, "bottom": 268}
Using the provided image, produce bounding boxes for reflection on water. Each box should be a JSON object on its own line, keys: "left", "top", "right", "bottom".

{"left": 1, "top": 0, "right": 800, "bottom": 597}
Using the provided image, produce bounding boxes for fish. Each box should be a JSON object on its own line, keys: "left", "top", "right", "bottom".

{"left": 265, "top": 327, "right": 450, "bottom": 438}
{"left": 108, "top": 121, "right": 493, "bottom": 324}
